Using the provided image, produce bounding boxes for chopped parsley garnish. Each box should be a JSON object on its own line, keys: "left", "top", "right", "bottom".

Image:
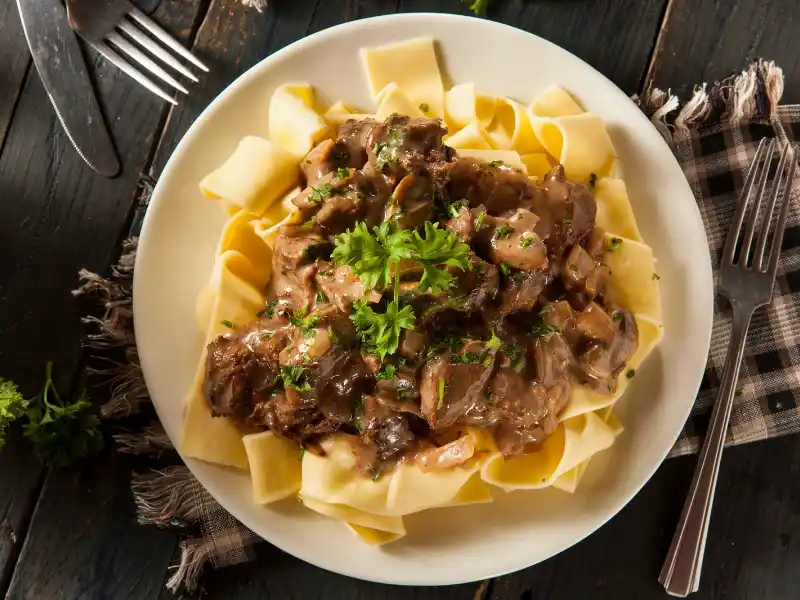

{"left": 302, "top": 215, "right": 317, "bottom": 230}
{"left": 519, "top": 234, "right": 535, "bottom": 248}
{"left": 532, "top": 323, "right": 560, "bottom": 337}
{"left": 289, "top": 308, "right": 321, "bottom": 338}
{"left": 437, "top": 377, "right": 447, "bottom": 409}
{"left": 626, "top": 369, "right": 636, "bottom": 379}
{"left": 372, "top": 471, "right": 383, "bottom": 482}
{"left": 485, "top": 160, "right": 505, "bottom": 168}
{"left": 607, "top": 237, "right": 623, "bottom": 252}
{"left": 257, "top": 299, "right": 278, "bottom": 319}
{"left": 475, "top": 212, "right": 486, "bottom": 231}
{"left": 452, "top": 351, "right": 481, "bottom": 364}
{"left": 419, "top": 103, "right": 430, "bottom": 113}
{"left": 327, "top": 327, "right": 340, "bottom": 345}
{"left": 563, "top": 217, "right": 572, "bottom": 226}
{"left": 316, "top": 289, "right": 329, "bottom": 303}
{"left": 652, "top": 272, "right": 661, "bottom": 281}
{"left": 298, "top": 447, "right": 306, "bottom": 461}
{"left": 261, "top": 332, "right": 273, "bottom": 340}
{"left": 613, "top": 313, "right": 624, "bottom": 322}
{"left": 336, "top": 167, "right": 351, "bottom": 179}
{"left": 485, "top": 330, "right": 503, "bottom": 352}
{"left": 483, "top": 386, "right": 493, "bottom": 400}
{"left": 220, "top": 320, "right": 233, "bottom": 328}
{"left": 494, "top": 223, "right": 514, "bottom": 240}
{"left": 499, "top": 263, "right": 511, "bottom": 277}
{"left": 568, "top": 263, "right": 578, "bottom": 272}
{"left": 446, "top": 198, "right": 469, "bottom": 218}
{"left": 589, "top": 173, "right": 598, "bottom": 188}
{"left": 280, "top": 365, "right": 312, "bottom": 392}
{"left": 375, "top": 364, "right": 397, "bottom": 380}
{"left": 309, "top": 183, "right": 333, "bottom": 203}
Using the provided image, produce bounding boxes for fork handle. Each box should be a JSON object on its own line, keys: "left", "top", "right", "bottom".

{"left": 658, "top": 302, "right": 754, "bottom": 597}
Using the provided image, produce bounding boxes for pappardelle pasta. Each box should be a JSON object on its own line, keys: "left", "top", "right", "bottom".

{"left": 183, "top": 37, "right": 663, "bottom": 545}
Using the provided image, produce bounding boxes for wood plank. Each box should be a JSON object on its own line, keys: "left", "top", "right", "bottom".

{"left": 645, "top": 0, "right": 800, "bottom": 102}
{"left": 488, "top": 436, "right": 800, "bottom": 600}
{"left": 0, "top": 0, "right": 209, "bottom": 597}
{"left": 0, "top": 0, "right": 31, "bottom": 150}
{"left": 396, "top": 0, "right": 667, "bottom": 94}
{"left": 200, "top": 544, "right": 485, "bottom": 600}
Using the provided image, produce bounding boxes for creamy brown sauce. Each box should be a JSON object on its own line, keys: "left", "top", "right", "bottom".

{"left": 203, "top": 114, "right": 639, "bottom": 476}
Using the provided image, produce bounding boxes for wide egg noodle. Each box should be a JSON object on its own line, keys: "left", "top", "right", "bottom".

{"left": 243, "top": 431, "right": 302, "bottom": 504}
{"left": 455, "top": 149, "right": 527, "bottom": 171}
{"left": 323, "top": 100, "right": 374, "bottom": 126}
{"left": 181, "top": 250, "right": 268, "bottom": 469}
{"left": 344, "top": 523, "right": 406, "bottom": 546}
{"left": 551, "top": 407, "right": 623, "bottom": 493}
{"left": 520, "top": 153, "right": 554, "bottom": 180}
{"left": 442, "top": 472, "right": 494, "bottom": 507}
{"left": 386, "top": 461, "right": 480, "bottom": 516}
{"left": 486, "top": 97, "right": 542, "bottom": 153}
{"left": 445, "top": 82, "right": 497, "bottom": 129}
{"left": 445, "top": 120, "right": 493, "bottom": 150}
{"left": 361, "top": 38, "right": 445, "bottom": 117}
{"left": 594, "top": 178, "right": 643, "bottom": 242}
{"left": 300, "top": 434, "right": 394, "bottom": 515}
{"left": 559, "top": 313, "right": 664, "bottom": 420}
{"left": 268, "top": 83, "right": 331, "bottom": 158}
{"left": 603, "top": 233, "right": 663, "bottom": 322}
{"left": 199, "top": 136, "right": 300, "bottom": 217}
{"left": 375, "top": 82, "right": 426, "bottom": 120}
{"left": 480, "top": 411, "right": 618, "bottom": 491}
{"left": 529, "top": 85, "right": 584, "bottom": 118}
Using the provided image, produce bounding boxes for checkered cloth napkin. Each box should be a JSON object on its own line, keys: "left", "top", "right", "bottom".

{"left": 74, "top": 60, "right": 800, "bottom": 594}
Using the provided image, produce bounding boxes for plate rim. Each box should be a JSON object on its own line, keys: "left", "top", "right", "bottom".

{"left": 134, "top": 11, "right": 714, "bottom": 585}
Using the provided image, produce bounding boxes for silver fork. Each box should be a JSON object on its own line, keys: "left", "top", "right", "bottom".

{"left": 659, "top": 137, "right": 797, "bottom": 597}
{"left": 66, "top": 0, "right": 208, "bottom": 105}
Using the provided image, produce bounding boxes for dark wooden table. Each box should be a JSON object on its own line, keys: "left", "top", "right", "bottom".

{"left": 1, "top": 1, "right": 799, "bottom": 598}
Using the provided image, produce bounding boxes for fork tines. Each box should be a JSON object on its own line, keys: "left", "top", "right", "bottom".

{"left": 94, "top": 7, "right": 208, "bottom": 105}
{"left": 723, "top": 138, "right": 797, "bottom": 274}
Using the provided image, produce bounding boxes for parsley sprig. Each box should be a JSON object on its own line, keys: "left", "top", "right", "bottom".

{"left": 0, "top": 362, "right": 102, "bottom": 466}
{"left": 333, "top": 221, "right": 470, "bottom": 359}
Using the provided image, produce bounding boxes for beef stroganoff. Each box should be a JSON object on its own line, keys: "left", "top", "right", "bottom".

{"left": 180, "top": 38, "right": 663, "bottom": 545}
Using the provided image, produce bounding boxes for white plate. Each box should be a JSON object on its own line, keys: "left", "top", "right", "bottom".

{"left": 134, "top": 13, "right": 713, "bottom": 586}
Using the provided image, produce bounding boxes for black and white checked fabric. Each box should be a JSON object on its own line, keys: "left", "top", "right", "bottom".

{"left": 639, "top": 66, "right": 800, "bottom": 457}
{"left": 87, "top": 60, "right": 799, "bottom": 592}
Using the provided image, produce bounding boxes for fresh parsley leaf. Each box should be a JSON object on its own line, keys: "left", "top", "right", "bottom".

{"left": 280, "top": 365, "right": 312, "bottom": 392}
{"left": 519, "top": 234, "right": 535, "bottom": 248}
{"left": 494, "top": 223, "right": 514, "bottom": 240}
{"left": 607, "top": 237, "right": 623, "bottom": 252}
{"left": 485, "top": 330, "right": 503, "bottom": 352}
{"left": 412, "top": 222, "right": 471, "bottom": 294}
{"left": 351, "top": 300, "right": 415, "bottom": 360}
{"left": 309, "top": 184, "right": 333, "bottom": 203}
{"left": 289, "top": 308, "right": 321, "bottom": 339}
{"left": 332, "top": 222, "right": 414, "bottom": 290}
{"left": 446, "top": 198, "right": 469, "bottom": 218}
{"left": 257, "top": 299, "right": 277, "bottom": 319}
{"left": 0, "top": 378, "right": 26, "bottom": 449}
{"left": 532, "top": 323, "right": 560, "bottom": 336}
{"left": 21, "top": 362, "right": 102, "bottom": 467}
{"left": 375, "top": 364, "right": 398, "bottom": 380}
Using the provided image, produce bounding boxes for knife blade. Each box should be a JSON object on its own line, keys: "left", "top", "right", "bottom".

{"left": 16, "top": 0, "right": 120, "bottom": 177}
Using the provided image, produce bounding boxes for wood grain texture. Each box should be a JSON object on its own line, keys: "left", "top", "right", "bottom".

{"left": 0, "top": 0, "right": 206, "bottom": 597}
{"left": 196, "top": 543, "right": 486, "bottom": 600}
{"left": 645, "top": 0, "right": 800, "bottom": 103}
{"left": 0, "top": 1, "right": 30, "bottom": 152}
{"left": 488, "top": 436, "right": 800, "bottom": 600}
